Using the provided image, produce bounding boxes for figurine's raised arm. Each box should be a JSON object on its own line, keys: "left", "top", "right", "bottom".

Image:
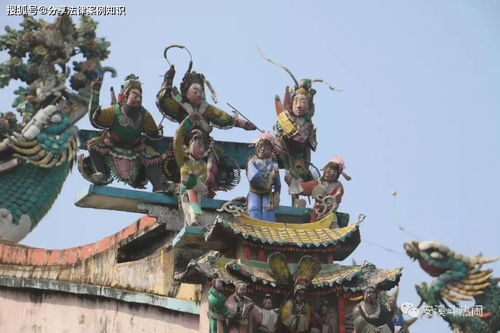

{"left": 88, "top": 78, "right": 115, "bottom": 130}
{"left": 83, "top": 74, "right": 173, "bottom": 193}
{"left": 157, "top": 67, "right": 256, "bottom": 135}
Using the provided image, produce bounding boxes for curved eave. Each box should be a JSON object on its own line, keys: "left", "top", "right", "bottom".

{"left": 175, "top": 255, "right": 401, "bottom": 292}
{"left": 207, "top": 213, "right": 361, "bottom": 257}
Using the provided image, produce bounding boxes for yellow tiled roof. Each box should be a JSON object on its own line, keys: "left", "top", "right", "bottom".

{"left": 224, "top": 213, "right": 359, "bottom": 248}
{"left": 313, "top": 266, "right": 362, "bottom": 287}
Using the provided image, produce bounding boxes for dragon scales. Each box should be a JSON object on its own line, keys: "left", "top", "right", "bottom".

{"left": 405, "top": 240, "right": 499, "bottom": 333}
{"left": 0, "top": 15, "right": 113, "bottom": 242}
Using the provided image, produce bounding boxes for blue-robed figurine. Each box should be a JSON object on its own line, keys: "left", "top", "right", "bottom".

{"left": 247, "top": 132, "right": 281, "bottom": 221}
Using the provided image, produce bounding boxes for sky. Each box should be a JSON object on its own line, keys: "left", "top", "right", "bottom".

{"left": 1, "top": 1, "right": 499, "bottom": 332}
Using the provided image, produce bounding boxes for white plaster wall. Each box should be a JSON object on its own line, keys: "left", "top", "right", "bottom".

{"left": 0, "top": 289, "right": 199, "bottom": 333}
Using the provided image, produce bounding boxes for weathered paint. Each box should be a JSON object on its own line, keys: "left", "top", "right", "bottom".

{"left": 176, "top": 283, "right": 201, "bottom": 302}
{"left": 0, "top": 287, "right": 199, "bottom": 332}
{"left": 172, "top": 226, "right": 207, "bottom": 248}
{"left": 0, "top": 276, "right": 200, "bottom": 314}
{"left": 198, "top": 284, "right": 211, "bottom": 333}
{"left": 0, "top": 216, "right": 198, "bottom": 302}
{"left": 0, "top": 216, "right": 157, "bottom": 266}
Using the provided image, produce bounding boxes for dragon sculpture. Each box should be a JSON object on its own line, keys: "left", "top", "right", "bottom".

{"left": 405, "top": 240, "right": 499, "bottom": 333}
{"left": 0, "top": 15, "right": 113, "bottom": 242}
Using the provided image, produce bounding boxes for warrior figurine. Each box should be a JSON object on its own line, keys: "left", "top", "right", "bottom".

{"left": 84, "top": 75, "right": 172, "bottom": 192}
{"left": 274, "top": 80, "right": 318, "bottom": 193}
{"left": 259, "top": 50, "right": 337, "bottom": 205}
{"left": 174, "top": 118, "right": 210, "bottom": 225}
{"left": 280, "top": 283, "right": 312, "bottom": 333}
{"left": 157, "top": 47, "right": 256, "bottom": 197}
{"left": 290, "top": 156, "right": 350, "bottom": 223}
{"left": 246, "top": 132, "right": 281, "bottom": 221}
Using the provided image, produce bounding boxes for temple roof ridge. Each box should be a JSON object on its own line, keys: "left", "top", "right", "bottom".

{"left": 0, "top": 216, "right": 158, "bottom": 266}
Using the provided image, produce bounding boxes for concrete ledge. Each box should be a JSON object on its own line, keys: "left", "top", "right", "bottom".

{"left": 75, "top": 184, "right": 313, "bottom": 223}
{"left": 172, "top": 226, "right": 207, "bottom": 248}
{"left": 0, "top": 276, "right": 200, "bottom": 315}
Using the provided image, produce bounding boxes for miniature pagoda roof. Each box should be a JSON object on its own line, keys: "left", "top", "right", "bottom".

{"left": 206, "top": 213, "right": 361, "bottom": 260}
{"left": 175, "top": 251, "right": 402, "bottom": 293}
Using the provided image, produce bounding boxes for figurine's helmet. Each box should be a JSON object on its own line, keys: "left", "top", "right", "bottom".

{"left": 289, "top": 79, "right": 316, "bottom": 117}
{"left": 180, "top": 71, "right": 206, "bottom": 102}
{"left": 293, "top": 79, "right": 316, "bottom": 103}
{"left": 190, "top": 129, "right": 209, "bottom": 150}
{"left": 121, "top": 74, "right": 142, "bottom": 100}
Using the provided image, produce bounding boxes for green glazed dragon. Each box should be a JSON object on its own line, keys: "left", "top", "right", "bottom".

{"left": 0, "top": 15, "right": 113, "bottom": 242}
{"left": 405, "top": 240, "right": 499, "bottom": 333}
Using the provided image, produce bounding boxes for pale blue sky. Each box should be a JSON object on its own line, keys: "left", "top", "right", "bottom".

{"left": 1, "top": 1, "right": 499, "bottom": 332}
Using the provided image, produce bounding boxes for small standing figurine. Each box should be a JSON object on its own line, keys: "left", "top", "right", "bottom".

{"left": 208, "top": 278, "right": 237, "bottom": 333}
{"left": 174, "top": 119, "right": 210, "bottom": 225}
{"left": 253, "top": 294, "right": 279, "bottom": 333}
{"left": 280, "top": 283, "right": 312, "bottom": 333}
{"left": 310, "top": 299, "right": 339, "bottom": 333}
{"left": 157, "top": 46, "right": 256, "bottom": 197}
{"left": 291, "top": 156, "right": 350, "bottom": 223}
{"left": 247, "top": 132, "right": 281, "bottom": 221}
{"left": 385, "top": 296, "right": 404, "bottom": 333}
{"left": 352, "top": 286, "right": 395, "bottom": 333}
{"left": 84, "top": 75, "right": 172, "bottom": 192}
{"left": 224, "top": 281, "right": 255, "bottom": 333}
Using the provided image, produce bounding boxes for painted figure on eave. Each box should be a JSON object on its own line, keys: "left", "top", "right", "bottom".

{"left": 246, "top": 132, "right": 281, "bottom": 221}
{"left": 259, "top": 49, "right": 339, "bottom": 207}
{"left": 80, "top": 74, "right": 174, "bottom": 193}
{"left": 157, "top": 45, "right": 256, "bottom": 198}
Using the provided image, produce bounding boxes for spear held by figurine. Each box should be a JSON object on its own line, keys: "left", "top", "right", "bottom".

{"left": 226, "top": 103, "right": 263, "bottom": 133}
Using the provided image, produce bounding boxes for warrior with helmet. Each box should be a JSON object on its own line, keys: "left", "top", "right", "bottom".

{"left": 82, "top": 74, "right": 173, "bottom": 192}
{"left": 274, "top": 80, "right": 318, "bottom": 190}
{"left": 259, "top": 49, "right": 337, "bottom": 205}
{"left": 156, "top": 45, "right": 257, "bottom": 198}
{"left": 173, "top": 118, "right": 210, "bottom": 225}
{"left": 280, "top": 283, "right": 312, "bottom": 333}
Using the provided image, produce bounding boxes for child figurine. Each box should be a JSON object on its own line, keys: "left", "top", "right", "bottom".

{"left": 246, "top": 132, "right": 281, "bottom": 221}
{"left": 293, "top": 156, "right": 351, "bottom": 223}
{"left": 174, "top": 119, "right": 210, "bottom": 225}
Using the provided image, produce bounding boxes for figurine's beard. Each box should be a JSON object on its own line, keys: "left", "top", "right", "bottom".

{"left": 123, "top": 104, "right": 141, "bottom": 119}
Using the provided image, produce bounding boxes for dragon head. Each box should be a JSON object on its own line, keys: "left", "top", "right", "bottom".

{"left": 8, "top": 101, "right": 86, "bottom": 168}
{"left": 405, "top": 240, "right": 498, "bottom": 306}
{"left": 0, "top": 15, "right": 114, "bottom": 169}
